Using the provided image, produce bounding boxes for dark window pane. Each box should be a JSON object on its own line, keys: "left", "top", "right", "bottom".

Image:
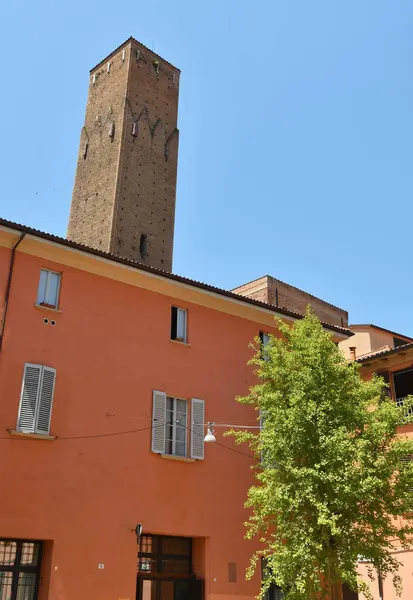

{"left": 161, "top": 537, "right": 190, "bottom": 556}
{"left": 394, "top": 337, "right": 407, "bottom": 349}
{"left": 342, "top": 583, "right": 359, "bottom": 600}
{"left": 394, "top": 369, "right": 413, "bottom": 399}
{"left": 0, "top": 542, "right": 16, "bottom": 566}
{"left": 264, "top": 585, "right": 283, "bottom": 600}
{"left": 161, "top": 559, "right": 190, "bottom": 574}
{"left": 174, "top": 581, "right": 190, "bottom": 600}
{"left": 160, "top": 581, "right": 174, "bottom": 600}
{"left": 171, "top": 307, "right": 177, "bottom": 339}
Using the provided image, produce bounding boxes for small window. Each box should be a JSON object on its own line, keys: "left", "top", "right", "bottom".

{"left": 262, "top": 559, "right": 283, "bottom": 600}
{"left": 394, "top": 337, "right": 407, "bottom": 348}
{"left": 393, "top": 368, "right": 413, "bottom": 417}
{"left": 259, "top": 331, "right": 270, "bottom": 360}
{"left": 166, "top": 397, "right": 187, "bottom": 457}
{"left": 140, "top": 233, "right": 148, "bottom": 258}
{"left": 17, "top": 364, "right": 56, "bottom": 435}
{"left": 36, "top": 269, "right": 61, "bottom": 309}
{"left": 171, "top": 307, "right": 187, "bottom": 343}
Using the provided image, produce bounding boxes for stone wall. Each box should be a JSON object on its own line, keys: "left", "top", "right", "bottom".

{"left": 67, "top": 38, "right": 180, "bottom": 272}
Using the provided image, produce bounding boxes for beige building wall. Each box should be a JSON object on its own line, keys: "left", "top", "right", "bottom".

{"left": 340, "top": 325, "right": 413, "bottom": 360}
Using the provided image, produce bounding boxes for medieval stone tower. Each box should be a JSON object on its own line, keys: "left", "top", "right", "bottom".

{"left": 67, "top": 37, "right": 180, "bottom": 271}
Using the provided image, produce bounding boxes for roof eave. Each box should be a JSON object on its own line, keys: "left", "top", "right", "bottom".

{"left": 0, "top": 218, "right": 352, "bottom": 339}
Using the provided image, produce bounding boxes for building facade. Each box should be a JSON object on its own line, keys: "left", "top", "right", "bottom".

{"left": 0, "top": 219, "right": 351, "bottom": 600}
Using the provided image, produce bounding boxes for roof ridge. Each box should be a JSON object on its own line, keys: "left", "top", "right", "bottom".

{"left": 233, "top": 274, "right": 347, "bottom": 314}
{"left": 90, "top": 36, "right": 180, "bottom": 74}
{"left": 357, "top": 342, "right": 413, "bottom": 363}
{"left": 350, "top": 324, "right": 413, "bottom": 342}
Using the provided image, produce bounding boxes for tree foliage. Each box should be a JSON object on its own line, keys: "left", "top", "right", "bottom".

{"left": 231, "top": 311, "right": 413, "bottom": 600}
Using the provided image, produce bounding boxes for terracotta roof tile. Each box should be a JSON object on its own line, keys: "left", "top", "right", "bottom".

{"left": 357, "top": 342, "right": 413, "bottom": 364}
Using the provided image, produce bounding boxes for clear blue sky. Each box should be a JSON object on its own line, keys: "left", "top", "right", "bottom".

{"left": 1, "top": 1, "right": 413, "bottom": 334}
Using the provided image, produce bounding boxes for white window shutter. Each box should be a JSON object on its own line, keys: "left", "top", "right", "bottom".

{"left": 35, "top": 367, "right": 56, "bottom": 434}
{"left": 152, "top": 391, "right": 166, "bottom": 454}
{"left": 17, "top": 364, "right": 42, "bottom": 433}
{"left": 191, "top": 398, "right": 205, "bottom": 460}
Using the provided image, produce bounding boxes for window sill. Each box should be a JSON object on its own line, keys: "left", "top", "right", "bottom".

{"left": 170, "top": 339, "right": 191, "bottom": 348}
{"left": 159, "top": 453, "right": 195, "bottom": 463}
{"left": 8, "top": 430, "right": 56, "bottom": 441}
{"left": 34, "top": 304, "right": 62, "bottom": 313}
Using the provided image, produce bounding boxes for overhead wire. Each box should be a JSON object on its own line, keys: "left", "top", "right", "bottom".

{"left": 0, "top": 417, "right": 257, "bottom": 459}
{"left": 182, "top": 422, "right": 255, "bottom": 461}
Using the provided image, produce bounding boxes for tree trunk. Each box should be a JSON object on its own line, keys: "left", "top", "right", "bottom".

{"left": 330, "top": 580, "right": 343, "bottom": 600}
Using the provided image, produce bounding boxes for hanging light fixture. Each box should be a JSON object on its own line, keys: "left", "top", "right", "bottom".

{"left": 204, "top": 422, "right": 216, "bottom": 443}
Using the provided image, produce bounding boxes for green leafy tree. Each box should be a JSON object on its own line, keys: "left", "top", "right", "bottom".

{"left": 231, "top": 311, "right": 413, "bottom": 600}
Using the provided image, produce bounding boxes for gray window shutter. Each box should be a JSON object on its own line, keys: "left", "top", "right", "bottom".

{"left": 17, "top": 364, "right": 42, "bottom": 433}
{"left": 152, "top": 391, "right": 166, "bottom": 454}
{"left": 35, "top": 366, "right": 56, "bottom": 434}
{"left": 191, "top": 398, "right": 205, "bottom": 460}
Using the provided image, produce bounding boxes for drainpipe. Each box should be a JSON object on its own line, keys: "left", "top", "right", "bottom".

{"left": 0, "top": 232, "right": 25, "bottom": 351}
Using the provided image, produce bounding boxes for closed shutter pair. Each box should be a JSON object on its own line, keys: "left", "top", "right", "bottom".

{"left": 152, "top": 391, "right": 205, "bottom": 460}
{"left": 17, "top": 364, "right": 56, "bottom": 435}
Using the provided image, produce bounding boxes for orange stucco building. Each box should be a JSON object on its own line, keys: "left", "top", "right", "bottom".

{"left": 0, "top": 221, "right": 350, "bottom": 600}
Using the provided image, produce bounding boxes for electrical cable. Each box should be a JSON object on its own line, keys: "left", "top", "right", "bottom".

{"left": 0, "top": 423, "right": 164, "bottom": 441}
{"left": 0, "top": 418, "right": 257, "bottom": 458}
{"left": 182, "top": 422, "right": 255, "bottom": 461}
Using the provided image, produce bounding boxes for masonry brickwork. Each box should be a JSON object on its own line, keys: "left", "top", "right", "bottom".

{"left": 67, "top": 38, "right": 180, "bottom": 271}
{"left": 232, "top": 275, "right": 348, "bottom": 327}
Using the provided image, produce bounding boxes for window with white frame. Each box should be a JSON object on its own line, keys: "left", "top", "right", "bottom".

{"left": 171, "top": 307, "right": 187, "bottom": 343}
{"left": 17, "top": 363, "right": 56, "bottom": 435}
{"left": 152, "top": 391, "right": 204, "bottom": 459}
{"left": 166, "top": 397, "right": 187, "bottom": 456}
{"left": 36, "top": 269, "right": 61, "bottom": 309}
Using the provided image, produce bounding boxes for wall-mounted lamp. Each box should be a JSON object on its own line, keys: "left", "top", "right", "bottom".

{"left": 132, "top": 523, "right": 143, "bottom": 543}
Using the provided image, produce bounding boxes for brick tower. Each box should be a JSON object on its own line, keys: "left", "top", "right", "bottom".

{"left": 67, "top": 37, "right": 180, "bottom": 271}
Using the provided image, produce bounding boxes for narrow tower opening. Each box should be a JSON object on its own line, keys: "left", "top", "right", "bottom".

{"left": 140, "top": 234, "right": 148, "bottom": 259}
